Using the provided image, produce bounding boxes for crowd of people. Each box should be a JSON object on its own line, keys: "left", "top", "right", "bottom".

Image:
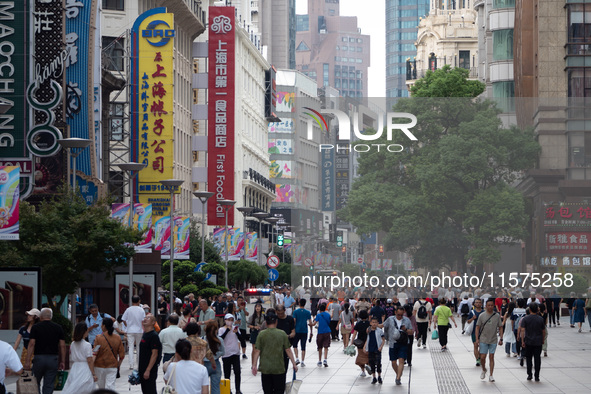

{"left": 2, "top": 284, "right": 591, "bottom": 394}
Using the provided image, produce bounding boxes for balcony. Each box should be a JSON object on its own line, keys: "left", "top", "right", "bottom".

{"left": 158, "top": 0, "right": 206, "bottom": 38}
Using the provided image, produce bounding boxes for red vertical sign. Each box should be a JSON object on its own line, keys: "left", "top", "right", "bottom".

{"left": 208, "top": 7, "right": 235, "bottom": 226}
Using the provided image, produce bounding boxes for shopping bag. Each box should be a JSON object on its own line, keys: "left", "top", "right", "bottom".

{"left": 431, "top": 329, "right": 439, "bottom": 340}
{"left": 464, "top": 322, "right": 474, "bottom": 336}
{"left": 344, "top": 345, "right": 357, "bottom": 357}
{"left": 220, "top": 378, "right": 231, "bottom": 394}
{"left": 286, "top": 371, "right": 302, "bottom": 394}
{"left": 17, "top": 372, "right": 38, "bottom": 394}
{"left": 53, "top": 370, "right": 68, "bottom": 391}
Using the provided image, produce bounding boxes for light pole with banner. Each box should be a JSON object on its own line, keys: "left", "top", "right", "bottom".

{"left": 159, "top": 179, "right": 184, "bottom": 316}
{"left": 58, "top": 138, "right": 91, "bottom": 329}
{"left": 116, "top": 162, "right": 146, "bottom": 306}
{"left": 193, "top": 191, "right": 214, "bottom": 264}
{"left": 219, "top": 199, "right": 236, "bottom": 289}
{"left": 252, "top": 212, "right": 269, "bottom": 267}
{"left": 237, "top": 206, "right": 254, "bottom": 234}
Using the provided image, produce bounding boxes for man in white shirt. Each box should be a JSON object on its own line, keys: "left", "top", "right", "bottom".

{"left": 1, "top": 338, "right": 23, "bottom": 393}
{"left": 164, "top": 339, "right": 209, "bottom": 394}
{"left": 159, "top": 315, "right": 188, "bottom": 363}
{"left": 122, "top": 295, "right": 146, "bottom": 370}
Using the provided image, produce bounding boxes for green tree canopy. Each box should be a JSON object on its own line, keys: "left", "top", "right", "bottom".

{"left": 0, "top": 192, "right": 141, "bottom": 310}
{"left": 227, "top": 259, "right": 267, "bottom": 289}
{"left": 343, "top": 66, "right": 540, "bottom": 272}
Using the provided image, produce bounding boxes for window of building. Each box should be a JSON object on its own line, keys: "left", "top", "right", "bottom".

{"left": 493, "top": 0, "right": 515, "bottom": 9}
{"left": 336, "top": 45, "right": 340, "bottom": 50}
{"left": 343, "top": 46, "right": 348, "bottom": 51}
{"left": 103, "top": 0, "right": 124, "bottom": 11}
{"left": 296, "top": 41, "right": 310, "bottom": 51}
{"left": 459, "top": 50, "right": 470, "bottom": 69}
{"left": 323, "top": 64, "right": 329, "bottom": 87}
{"left": 102, "top": 36, "right": 125, "bottom": 71}
{"left": 335, "top": 56, "right": 341, "bottom": 62}
{"left": 335, "top": 79, "right": 341, "bottom": 88}
{"left": 342, "top": 37, "right": 348, "bottom": 42}
{"left": 350, "top": 38, "right": 355, "bottom": 42}
{"left": 109, "top": 103, "right": 124, "bottom": 141}
{"left": 357, "top": 47, "right": 362, "bottom": 52}
{"left": 349, "top": 46, "right": 355, "bottom": 51}
{"left": 296, "top": 15, "right": 309, "bottom": 31}
{"left": 568, "top": 68, "right": 591, "bottom": 97}
{"left": 492, "top": 29, "right": 513, "bottom": 61}
{"left": 568, "top": 132, "right": 591, "bottom": 167}
{"left": 492, "top": 81, "right": 515, "bottom": 112}
{"left": 342, "top": 80, "right": 348, "bottom": 89}
{"left": 568, "top": 4, "right": 591, "bottom": 55}
{"left": 357, "top": 38, "right": 362, "bottom": 43}
{"left": 356, "top": 58, "right": 362, "bottom": 63}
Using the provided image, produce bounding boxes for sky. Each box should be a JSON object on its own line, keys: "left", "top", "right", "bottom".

{"left": 296, "top": 0, "right": 386, "bottom": 97}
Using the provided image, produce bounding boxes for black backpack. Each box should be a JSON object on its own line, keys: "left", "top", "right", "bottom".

{"left": 417, "top": 301, "right": 428, "bottom": 319}
{"left": 461, "top": 303, "right": 470, "bottom": 315}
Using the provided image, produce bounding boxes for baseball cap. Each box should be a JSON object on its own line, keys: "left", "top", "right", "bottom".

{"left": 224, "top": 313, "right": 235, "bottom": 320}
{"left": 387, "top": 299, "right": 392, "bottom": 303}
{"left": 26, "top": 308, "right": 41, "bottom": 317}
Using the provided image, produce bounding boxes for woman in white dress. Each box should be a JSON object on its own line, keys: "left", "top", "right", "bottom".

{"left": 62, "top": 322, "right": 97, "bottom": 394}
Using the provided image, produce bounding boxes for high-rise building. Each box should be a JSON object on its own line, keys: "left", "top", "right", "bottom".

{"left": 474, "top": 0, "right": 515, "bottom": 116}
{"left": 295, "top": 0, "right": 370, "bottom": 98}
{"left": 385, "top": 0, "right": 429, "bottom": 98}
{"left": 514, "top": 1, "right": 591, "bottom": 277}
{"left": 259, "top": 0, "right": 296, "bottom": 69}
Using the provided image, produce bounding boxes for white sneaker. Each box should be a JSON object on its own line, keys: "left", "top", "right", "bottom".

{"left": 506, "top": 353, "right": 511, "bottom": 357}
{"left": 423, "top": 344, "right": 426, "bottom": 349}
{"left": 360, "top": 371, "right": 366, "bottom": 377}
{"left": 480, "top": 368, "right": 487, "bottom": 380}
{"left": 295, "top": 359, "right": 300, "bottom": 365}
{"left": 301, "top": 362, "right": 306, "bottom": 367}
{"left": 489, "top": 376, "right": 495, "bottom": 382}
{"left": 317, "top": 361, "right": 322, "bottom": 367}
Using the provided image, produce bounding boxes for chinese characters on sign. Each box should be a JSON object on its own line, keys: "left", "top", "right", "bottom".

{"left": 540, "top": 256, "right": 591, "bottom": 267}
{"left": 544, "top": 204, "right": 591, "bottom": 227}
{"left": 545, "top": 232, "right": 591, "bottom": 254}
{"left": 321, "top": 148, "right": 335, "bottom": 211}
{"left": 335, "top": 152, "right": 349, "bottom": 211}
{"left": 208, "top": 7, "right": 236, "bottom": 226}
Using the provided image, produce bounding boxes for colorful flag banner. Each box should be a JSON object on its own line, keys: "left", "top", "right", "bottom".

{"left": 161, "top": 217, "right": 190, "bottom": 259}
{"left": 244, "top": 232, "right": 258, "bottom": 262}
{"left": 0, "top": 167, "right": 19, "bottom": 240}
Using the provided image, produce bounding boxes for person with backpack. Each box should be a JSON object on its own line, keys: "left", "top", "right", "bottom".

{"left": 85, "top": 304, "right": 114, "bottom": 346}
{"left": 459, "top": 296, "right": 472, "bottom": 333}
{"left": 384, "top": 306, "right": 414, "bottom": 386}
{"left": 412, "top": 295, "right": 431, "bottom": 349}
{"left": 475, "top": 299, "right": 503, "bottom": 382}
{"left": 466, "top": 298, "right": 484, "bottom": 366}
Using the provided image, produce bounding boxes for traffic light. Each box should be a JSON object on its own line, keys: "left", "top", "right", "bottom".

{"left": 336, "top": 230, "right": 343, "bottom": 247}
{"left": 341, "top": 246, "right": 346, "bottom": 256}
{"left": 358, "top": 242, "right": 364, "bottom": 255}
{"left": 277, "top": 233, "right": 284, "bottom": 247}
{"left": 379, "top": 244, "right": 384, "bottom": 257}
{"left": 329, "top": 224, "right": 337, "bottom": 242}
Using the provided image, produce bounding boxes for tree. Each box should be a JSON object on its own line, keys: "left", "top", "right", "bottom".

{"left": 189, "top": 220, "right": 222, "bottom": 265}
{"left": 161, "top": 260, "right": 203, "bottom": 292}
{"left": 0, "top": 191, "right": 141, "bottom": 311}
{"left": 227, "top": 259, "right": 267, "bottom": 289}
{"left": 343, "top": 66, "right": 540, "bottom": 272}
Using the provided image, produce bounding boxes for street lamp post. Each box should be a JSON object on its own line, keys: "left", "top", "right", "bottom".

{"left": 159, "top": 179, "right": 184, "bottom": 316}
{"left": 219, "top": 200, "right": 236, "bottom": 289}
{"left": 237, "top": 207, "right": 254, "bottom": 234}
{"left": 266, "top": 217, "right": 279, "bottom": 256}
{"left": 117, "top": 162, "right": 146, "bottom": 303}
{"left": 58, "top": 138, "right": 91, "bottom": 330}
{"left": 193, "top": 192, "right": 214, "bottom": 265}
{"left": 252, "top": 212, "right": 268, "bottom": 266}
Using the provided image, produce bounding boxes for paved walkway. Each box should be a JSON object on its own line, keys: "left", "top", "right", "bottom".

{"left": 5, "top": 319, "right": 591, "bottom": 393}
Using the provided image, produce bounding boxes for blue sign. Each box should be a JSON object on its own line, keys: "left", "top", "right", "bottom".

{"left": 143, "top": 20, "right": 175, "bottom": 46}
{"left": 195, "top": 262, "right": 212, "bottom": 280}
{"left": 268, "top": 268, "right": 279, "bottom": 282}
{"left": 361, "top": 262, "right": 367, "bottom": 269}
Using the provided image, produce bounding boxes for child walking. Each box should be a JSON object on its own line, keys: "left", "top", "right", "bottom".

{"left": 364, "top": 317, "right": 385, "bottom": 384}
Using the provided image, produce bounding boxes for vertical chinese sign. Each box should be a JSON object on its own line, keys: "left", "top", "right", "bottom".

{"left": 131, "top": 8, "right": 175, "bottom": 219}
{"left": 321, "top": 148, "right": 334, "bottom": 211}
{"left": 0, "top": 167, "right": 20, "bottom": 240}
{"left": 207, "top": 7, "right": 236, "bottom": 227}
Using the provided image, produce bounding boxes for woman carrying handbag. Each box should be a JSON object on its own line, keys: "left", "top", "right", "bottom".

{"left": 94, "top": 319, "right": 125, "bottom": 390}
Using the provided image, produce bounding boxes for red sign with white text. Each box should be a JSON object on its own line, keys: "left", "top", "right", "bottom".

{"left": 207, "top": 7, "right": 235, "bottom": 226}
{"left": 545, "top": 231, "right": 591, "bottom": 254}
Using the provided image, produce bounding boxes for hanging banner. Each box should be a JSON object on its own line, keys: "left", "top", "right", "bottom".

{"left": 154, "top": 216, "right": 171, "bottom": 252}
{"left": 0, "top": 167, "right": 20, "bottom": 240}
{"left": 207, "top": 6, "right": 236, "bottom": 227}
{"left": 111, "top": 203, "right": 153, "bottom": 253}
{"left": 228, "top": 229, "right": 245, "bottom": 261}
{"left": 160, "top": 217, "right": 190, "bottom": 259}
{"left": 244, "top": 232, "right": 258, "bottom": 262}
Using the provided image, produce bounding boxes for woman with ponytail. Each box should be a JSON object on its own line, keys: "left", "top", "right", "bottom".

{"left": 338, "top": 302, "right": 353, "bottom": 349}
{"left": 94, "top": 318, "right": 125, "bottom": 390}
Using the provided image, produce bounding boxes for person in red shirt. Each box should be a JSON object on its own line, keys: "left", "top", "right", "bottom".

{"left": 494, "top": 294, "right": 504, "bottom": 314}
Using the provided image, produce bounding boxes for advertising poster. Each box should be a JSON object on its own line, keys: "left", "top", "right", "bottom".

{"left": 244, "top": 232, "right": 258, "bottom": 262}
{"left": 115, "top": 273, "right": 155, "bottom": 317}
{"left": 268, "top": 119, "right": 294, "bottom": 133}
{"left": 153, "top": 216, "right": 171, "bottom": 253}
{"left": 212, "top": 227, "right": 226, "bottom": 256}
{"left": 0, "top": 167, "right": 20, "bottom": 240}
{"left": 111, "top": 203, "right": 153, "bottom": 252}
{"left": 268, "top": 139, "right": 293, "bottom": 154}
{"left": 0, "top": 268, "right": 41, "bottom": 331}
{"left": 160, "top": 217, "right": 190, "bottom": 260}
{"left": 270, "top": 160, "right": 294, "bottom": 179}
{"left": 227, "top": 229, "right": 245, "bottom": 261}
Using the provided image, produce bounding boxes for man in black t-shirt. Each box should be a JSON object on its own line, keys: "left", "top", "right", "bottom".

{"left": 351, "top": 310, "right": 371, "bottom": 376}
{"left": 24, "top": 308, "right": 65, "bottom": 394}
{"left": 138, "top": 314, "right": 162, "bottom": 394}
{"left": 520, "top": 303, "right": 546, "bottom": 382}
{"left": 212, "top": 294, "right": 228, "bottom": 328}
{"left": 276, "top": 305, "right": 296, "bottom": 382}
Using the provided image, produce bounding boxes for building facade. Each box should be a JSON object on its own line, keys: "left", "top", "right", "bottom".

{"left": 406, "top": 0, "right": 479, "bottom": 89}
{"left": 386, "top": 0, "right": 429, "bottom": 98}
{"left": 295, "top": 0, "right": 370, "bottom": 98}
{"left": 514, "top": 0, "right": 591, "bottom": 280}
